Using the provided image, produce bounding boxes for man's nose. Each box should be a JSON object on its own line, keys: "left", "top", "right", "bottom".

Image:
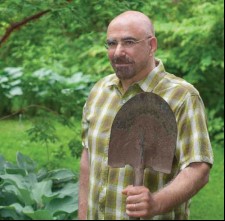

{"left": 114, "top": 43, "right": 126, "bottom": 57}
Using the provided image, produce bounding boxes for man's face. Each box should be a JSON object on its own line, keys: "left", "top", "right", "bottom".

{"left": 107, "top": 22, "right": 152, "bottom": 81}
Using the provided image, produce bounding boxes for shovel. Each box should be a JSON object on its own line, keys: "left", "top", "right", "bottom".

{"left": 108, "top": 92, "right": 177, "bottom": 219}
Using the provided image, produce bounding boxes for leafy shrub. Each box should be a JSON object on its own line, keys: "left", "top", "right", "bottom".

{"left": 0, "top": 152, "right": 79, "bottom": 220}
{"left": 0, "top": 67, "right": 95, "bottom": 117}
{"left": 207, "top": 109, "right": 224, "bottom": 149}
{"left": 0, "top": 68, "right": 23, "bottom": 115}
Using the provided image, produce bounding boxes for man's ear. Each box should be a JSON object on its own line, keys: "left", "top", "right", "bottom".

{"left": 149, "top": 37, "right": 157, "bottom": 56}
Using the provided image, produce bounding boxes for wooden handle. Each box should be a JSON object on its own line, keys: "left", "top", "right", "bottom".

{"left": 128, "top": 168, "right": 144, "bottom": 220}
{"left": 134, "top": 167, "right": 144, "bottom": 186}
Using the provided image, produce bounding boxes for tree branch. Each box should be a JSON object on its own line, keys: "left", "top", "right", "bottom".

{"left": 0, "top": 10, "right": 51, "bottom": 47}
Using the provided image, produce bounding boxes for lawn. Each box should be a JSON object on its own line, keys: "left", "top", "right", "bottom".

{"left": 190, "top": 146, "right": 224, "bottom": 220}
{"left": 0, "top": 119, "right": 224, "bottom": 220}
{"left": 0, "top": 118, "right": 81, "bottom": 174}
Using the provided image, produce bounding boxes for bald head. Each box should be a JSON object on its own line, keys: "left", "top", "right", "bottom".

{"left": 106, "top": 11, "right": 158, "bottom": 86}
{"left": 108, "top": 11, "right": 155, "bottom": 37}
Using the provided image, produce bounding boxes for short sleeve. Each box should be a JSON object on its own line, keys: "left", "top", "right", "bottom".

{"left": 175, "top": 95, "right": 214, "bottom": 170}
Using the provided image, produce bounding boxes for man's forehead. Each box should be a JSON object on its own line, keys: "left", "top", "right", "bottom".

{"left": 107, "top": 22, "right": 144, "bottom": 39}
{"left": 108, "top": 17, "right": 142, "bottom": 30}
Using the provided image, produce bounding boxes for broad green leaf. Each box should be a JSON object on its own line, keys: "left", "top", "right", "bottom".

{"left": 5, "top": 162, "right": 26, "bottom": 176}
{"left": 46, "top": 196, "right": 78, "bottom": 215}
{"left": 0, "top": 203, "right": 23, "bottom": 213}
{"left": 5, "top": 168, "right": 27, "bottom": 176}
{"left": 23, "top": 209, "right": 54, "bottom": 220}
{"left": 42, "top": 193, "right": 61, "bottom": 206}
{"left": 0, "top": 174, "right": 35, "bottom": 206}
{"left": 9, "top": 86, "right": 23, "bottom": 96}
{"left": 16, "top": 152, "right": 36, "bottom": 172}
{"left": 55, "top": 182, "right": 79, "bottom": 198}
{"left": 0, "top": 185, "right": 19, "bottom": 205}
{"left": 47, "top": 169, "right": 75, "bottom": 184}
{"left": 17, "top": 188, "right": 35, "bottom": 206}
{"left": 0, "top": 76, "right": 9, "bottom": 84}
{"left": 0, "top": 208, "right": 21, "bottom": 220}
{"left": 4, "top": 184, "right": 20, "bottom": 197}
{"left": 31, "top": 180, "right": 55, "bottom": 207}
{"left": 0, "top": 174, "right": 27, "bottom": 189}
{"left": 37, "top": 168, "right": 48, "bottom": 181}
{"left": 22, "top": 205, "right": 34, "bottom": 214}
{"left": 24, "top": 173, "right": 37, "bottom": 188}
{"left": 4, "top": 67, "right": 23, "bottom": 78}
{"left": 0, "top": 203, "right": 26, "bottom": 220}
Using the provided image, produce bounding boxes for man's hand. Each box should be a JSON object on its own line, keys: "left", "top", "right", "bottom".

{"left": 122, "top": 185, "right": 158, "bottom": 219}
{"left": 122, "top": 163, "right": 211, "bottom": 219}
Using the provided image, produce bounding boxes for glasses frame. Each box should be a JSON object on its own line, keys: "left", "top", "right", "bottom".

{"left": 105, "top": 36, "right": 152, "bottom": 50}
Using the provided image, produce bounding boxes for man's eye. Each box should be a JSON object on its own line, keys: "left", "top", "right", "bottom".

{"left": 108, "top": 41, "right": 117, "bottom": 47}
{"left": 124, "top": 40, "right": 136, "bottom": 46}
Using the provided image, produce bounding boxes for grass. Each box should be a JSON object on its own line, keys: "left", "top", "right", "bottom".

{"left": 190, "top": 146, "right": 224, "bottom": 220}
{"left": 0, "top": 119, "right": 224, "bottom": 220}
{"left": 0, "top": 118, "right": 81, "bottom": 174}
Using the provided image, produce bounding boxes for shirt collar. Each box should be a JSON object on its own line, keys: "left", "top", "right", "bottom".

{"left": 106, "top": 58, "right": 166, "bottom": 92}
{"left": 138, "top": 58, "right": 166, "bottom": 92}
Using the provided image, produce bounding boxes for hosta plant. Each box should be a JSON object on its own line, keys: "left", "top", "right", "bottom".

{"left": 0, "top": 152, "right": 78, "bottom": 220}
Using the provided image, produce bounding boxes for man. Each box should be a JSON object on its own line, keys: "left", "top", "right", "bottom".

{"left": 78, "top": 11, "right": 213, "bottom": 220}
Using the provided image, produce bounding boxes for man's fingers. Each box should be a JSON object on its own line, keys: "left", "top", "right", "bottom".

{"left": 126, "top": 194, "right": 141, "bottom": 204}
{"left": 123, "top": 185, "right": 148, "bottom": 196}
{"left": 122, "top": 185, "right": 133, "bottom": 195}
{"left": 126, "top": 202, "right": 147, "bottom": 218}
{"left": 123, "top": 186, "right": 153, "bottom": 218}
{"left": 126, "top": 202, "right": 142, "bottom": 211}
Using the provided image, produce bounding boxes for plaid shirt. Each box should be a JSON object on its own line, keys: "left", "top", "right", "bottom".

{"left": 82, "top": 59, "right": 213, "bottom": 220}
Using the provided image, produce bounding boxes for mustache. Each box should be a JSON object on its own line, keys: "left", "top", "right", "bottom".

{"left": 112, "top": 56, "right": 134, "bottom": 64}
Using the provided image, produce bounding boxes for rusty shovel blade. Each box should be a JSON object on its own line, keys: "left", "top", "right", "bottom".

{"left": 108, "top": 92, "right": 177, "bottom": 186}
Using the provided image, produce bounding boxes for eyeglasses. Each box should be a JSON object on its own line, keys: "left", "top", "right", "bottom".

{"left": 105, "top": 36, "right": 152, "bottom": 50}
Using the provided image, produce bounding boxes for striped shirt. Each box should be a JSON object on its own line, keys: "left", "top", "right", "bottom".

{"left": 82, "top": 59, "right": 214, "bottom": 220}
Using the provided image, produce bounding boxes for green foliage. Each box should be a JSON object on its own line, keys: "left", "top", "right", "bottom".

{"left": 0, "top": 0, "right": 143, "bottom": 74}
{"left": 1, "top": 0, "right": 223, "bottom": 115}
{"left": 154, "top": 0, "right": 224, "bottom": 117}
{"left": 0, "top": 67, "right": 23, "bottom": 115}
{"left": 26, "top": 115, "right": 83, "bottom": 168}
{"left": 207, "top": 109, "right": 224, "bottom": 149}
{"left": 0, "top": 152, "right": 78, "bottom": 220}
{"left": 0, "top": 119, "right": 81, "bottom": 172}
{"left": 1, "top": 0, "right": 223, "bottom": 117}
{"left": 0, "top": 67, "right": 88, "bottom": 163}
{"left": 6, "top": 1, "right": 225, "bottom": 155}
{"left": 27, "top": 118, "right": 59, "bottom": 166}
{"left": 0, "top": 67, "right": 94, "bottom": 117}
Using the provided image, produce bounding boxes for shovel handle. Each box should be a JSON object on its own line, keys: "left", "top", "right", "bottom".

{"left": 134, "top": 167, "right": 144, "bottom": 186}
{"left": 128, "top": 168, "right": 144, "bottom": 220}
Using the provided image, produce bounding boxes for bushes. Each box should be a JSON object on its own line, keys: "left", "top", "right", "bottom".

{"left": 0, "top": 152, "right": 78, "bottom": 220}
{"left": 0, "top": 67, "right": 95, "bottom": 118}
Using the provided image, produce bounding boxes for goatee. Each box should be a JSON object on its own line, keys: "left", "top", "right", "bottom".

{"left": 112, "top": 56, "right": 136, "bottom": 80}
